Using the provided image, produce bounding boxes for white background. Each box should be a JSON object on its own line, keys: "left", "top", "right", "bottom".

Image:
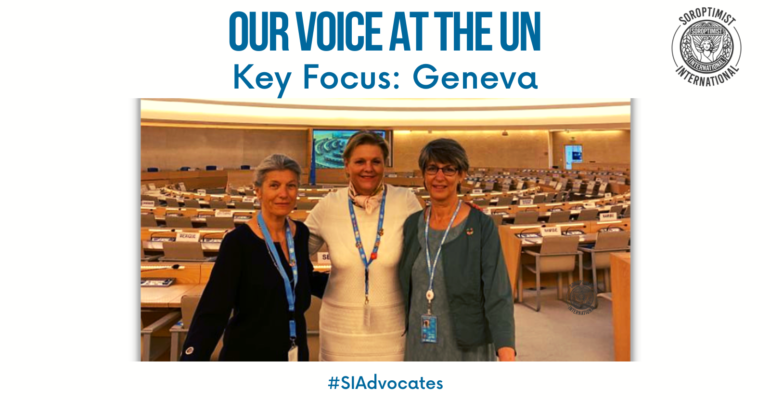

{"left": 1, "top": 0, "right": 769, "bottom": 398}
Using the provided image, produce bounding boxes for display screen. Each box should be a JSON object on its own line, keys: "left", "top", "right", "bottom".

{"left": 312, "top": 130, "right": 390, "bottom": 169}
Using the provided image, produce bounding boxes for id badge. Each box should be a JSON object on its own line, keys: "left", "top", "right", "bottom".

{"left": 288, "top": 344, "right": 298, "bottom": 362}
{"left": 421, "top": 314, "right": 437, "bottom": 343}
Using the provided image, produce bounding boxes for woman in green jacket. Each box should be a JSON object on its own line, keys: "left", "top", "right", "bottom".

{"left": 398, "top": 138, "right": 515, "bottom": 361}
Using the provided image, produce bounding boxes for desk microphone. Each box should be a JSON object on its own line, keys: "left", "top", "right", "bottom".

{"left": 141, "top": 264, "right": 185, "bottom": 271}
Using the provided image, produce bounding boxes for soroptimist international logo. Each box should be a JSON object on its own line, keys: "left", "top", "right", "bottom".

{"left": 568, "top": 280, "right": 595, "bottom": 315}
{"left": 671, "top": 8, "right": 742, "bottom": 87}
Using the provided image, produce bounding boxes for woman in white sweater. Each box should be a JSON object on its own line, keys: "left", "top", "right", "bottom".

{"left": 305, "top": 132, "right": 423, "bottom": 361}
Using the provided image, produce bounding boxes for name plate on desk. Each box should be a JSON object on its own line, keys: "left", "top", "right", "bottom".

{"left": 234, "top": 215, "right": 250, "bottom": 220}
{"left": 519, "top": 198, "right": 534, "bottom": 206}
{"left": 150, "top": 236, "right": 175, "bottom": 242}
{"left": 178, "top": 183, "right": 187, "bottom": 192}
{"left": 563, "top": 230, "right": 585, "bottom": 236}
{"left": 242, "top": 196, "right": 255, "bottom": 203}
{"left": 600, "top": 212, "right": 619, "bottom": 221}
{"left": 317, "top": 252, "right": 330, "bottom": 263}
{"left": 166, "top": 213, "right": 183, "bottom": 217}
{"left": 599, "top": 226, "right": 624, "bottom": 232}
{"left": 605, "top": 193, "right": 612, "bottom": 199}
{"left": 215, "top": 209, "right": 234, "bottom": 217}
{"left": 202, "top": 237, "right": 222, "bottom": 243}
{"left": 176, "top": 232, "right": 200, "bottom": 242}
{"left": 141, "top": 200, "right": 155, "bottom": 207}
{"left": 540, "top": 226, "right": 562, "bottom": 237}
{"left": 141, "top": 278, "right": 175, "bottom": 287}
{"left": 472, "top": 189, "right": 483, "bottom": 194}
{"left": 197, "top": 189, "right": 206, "bottom": 195}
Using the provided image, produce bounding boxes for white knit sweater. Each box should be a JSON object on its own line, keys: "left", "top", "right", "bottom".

{"left": 305, "top": 185, "right": 423, "bottom": 361}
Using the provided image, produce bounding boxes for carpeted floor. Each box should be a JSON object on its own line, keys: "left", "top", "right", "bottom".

{"left": 514, "top": 288, "right": 614, "bottom": 361}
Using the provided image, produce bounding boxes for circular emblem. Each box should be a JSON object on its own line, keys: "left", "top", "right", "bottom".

{"left": 568, "top": 280, "right": 595, "bottom": 315}
{"left": 680, "top": 20, "right": 732, "bottom": 74}
{"left": 671, "top": 8, "right": 742, "bottom": 87}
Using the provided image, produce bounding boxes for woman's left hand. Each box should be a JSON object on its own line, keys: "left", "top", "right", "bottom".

{"left": 498, "top": 347, "right": 515, "bottom": 361}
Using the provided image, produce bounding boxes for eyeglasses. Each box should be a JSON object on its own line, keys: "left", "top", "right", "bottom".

{"left": 425, "top": 165, "right": 459, "bottom": 176}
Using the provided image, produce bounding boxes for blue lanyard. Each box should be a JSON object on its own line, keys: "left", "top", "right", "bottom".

{"left": 257, "top": 212, "right": 298, "bottom": 343}
{"left": 424, "top": 199, "right": 462, "bottom": 309}
{"left": 347, "top": 186, "right": 387, "bottom": 304}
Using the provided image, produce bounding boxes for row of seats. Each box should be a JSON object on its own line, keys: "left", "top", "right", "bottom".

{"left": 146, "top": 165, "right": 253, "bottom": 172}
{"left": 491, "top": 205, "right": 630, "bottom": 226}
{"left": 142, "top": 214, "right": 236, "bottom": 229}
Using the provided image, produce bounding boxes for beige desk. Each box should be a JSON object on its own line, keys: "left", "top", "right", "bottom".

{"left": 141, "top": 285, "right": 200, "bottom": 308}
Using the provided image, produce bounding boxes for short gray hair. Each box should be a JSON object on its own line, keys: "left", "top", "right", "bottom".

{"left": 254, "top": 154, "right": 302, "bottom": 187}
{"left": 418, "top": 138, "right": 470, "bottom": 174}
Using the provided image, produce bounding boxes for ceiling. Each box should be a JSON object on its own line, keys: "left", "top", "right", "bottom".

{"left": 140, "top": 98, "right": 631, "bottom": 130}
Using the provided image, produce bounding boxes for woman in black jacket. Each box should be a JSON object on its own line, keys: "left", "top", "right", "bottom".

{"left": 181, "top": 154, "right": 326, "bottom": 361}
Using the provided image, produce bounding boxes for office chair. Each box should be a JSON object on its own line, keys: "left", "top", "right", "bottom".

{"left": 579, "top": 231, "right": 631, "bottom": 308}
{"left": 141, "top": 310, "right": 181, "bottom": 361}
{"left": 206, "top": 217, "right": 235, "bottom": 229}
{"left": 545, "top": 193, "right": 557, "bottom": 203}
{"left": 490, "top": 214, "right": 504, "bottom": 226}
{"left": 497, "top": 196, "right": 513, "bottom": 206}
{"left": 474, "top": 198, "right": 491, "bottom": 206}
{"left": 141, "top": 214, "right": 158, "bottom": 227}
{"left": 533, "top": 194, "right": 546, "bottom": 204}
{"left": 622, "top": 204, "right": 631, "bottom": 218}
{"left": 576, "top": 209, "right": 599, "bottom": 221}
{"left": 548, "top": 211, "right": 571, "bottom": 223}
{"left": 170, "top": 294, "right": 224, "bottom": 361}
{"left": 166, "top": 198, "right": 181, "bottom": 208}
{"left": 161, "top": 241, "right": 211, "bottom": 262}
{"left": 609, "top": 205, "right": 624, "bottom": 215}
{"left": 521, "top": 236, "right": 583, "bottom": 312}
{"left": 296, "top": 201, "right": 316, "bottom": 211}
{"left": 209, "top": 200, "right": 227, "bottom": 209}
{"left": 233, "top": 201, "right": 255, "bottom": 210}
{"left": 165, "top": 216, "right": 193, "bottom": 228}
{"left": 514, "top": 210, "right": 539, "bottom": 225}
{"left": 185, "top": 199, "right": 201, "bottom": 209}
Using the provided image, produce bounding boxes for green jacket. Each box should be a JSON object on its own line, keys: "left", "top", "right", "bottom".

{"left": 398, "top": 207, "right": 515, "bottom": 351}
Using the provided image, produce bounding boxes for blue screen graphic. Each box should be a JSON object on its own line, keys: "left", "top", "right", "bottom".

{"left": 313, "top": 130, "right": 387, "bottom": 169}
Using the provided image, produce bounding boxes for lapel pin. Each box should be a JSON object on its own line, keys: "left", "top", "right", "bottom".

{"left": 466, "top": 228, "right": 474, "bottom": 236}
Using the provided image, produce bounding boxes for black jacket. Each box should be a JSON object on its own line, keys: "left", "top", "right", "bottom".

{"left": 180, "top": 222, "right": 327, "bottom": 361}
